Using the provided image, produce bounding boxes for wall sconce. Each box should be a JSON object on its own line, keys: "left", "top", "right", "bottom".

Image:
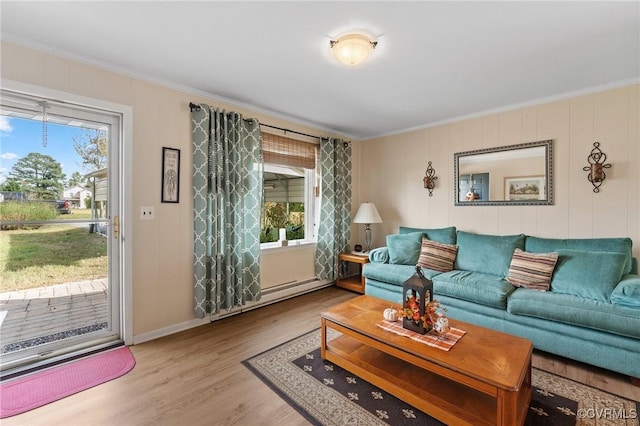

{"left": 583, "top": 142, "right": 611, "bottom": 193}
{"left": 423, "top": 161, "right": 437, "bottom": 196}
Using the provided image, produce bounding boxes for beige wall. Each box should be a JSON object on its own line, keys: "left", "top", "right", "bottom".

{"left": 1, "top": 41, "right": 361, "bottom": 339}
{"left": 356, "top": 84, "right": 640, "bottom": 260}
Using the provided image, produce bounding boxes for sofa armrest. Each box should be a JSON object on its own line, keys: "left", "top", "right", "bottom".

{"left": 610, "top": 274, "right": 640, "bottom": 308}
{"left": 369, "top": 247, "right": 389, "bottom": 264}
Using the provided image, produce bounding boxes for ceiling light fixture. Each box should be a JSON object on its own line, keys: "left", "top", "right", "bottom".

{"left": 330, "top": 33, "right": 377, "bottom": 66}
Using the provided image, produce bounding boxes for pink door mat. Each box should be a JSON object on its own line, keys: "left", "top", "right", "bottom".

{"left": 1, "top": 346, "right": 135, "bottom": 418}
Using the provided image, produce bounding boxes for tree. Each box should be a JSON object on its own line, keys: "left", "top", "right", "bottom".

{"left": 0, "top": 178, "right": 22, "bottom": 192}
{"left": 73, "top": 129, "right": 107, "bottom": 172}
{"left": 67, "top": 171, "right": 87, "bottom": 188}
{"left": 8, "top": 153, "right": 66, "bottom": 200}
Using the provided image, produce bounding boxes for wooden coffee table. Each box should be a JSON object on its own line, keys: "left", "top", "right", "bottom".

{"left": 320, "top": 295, "right": 532, "bottom": 426}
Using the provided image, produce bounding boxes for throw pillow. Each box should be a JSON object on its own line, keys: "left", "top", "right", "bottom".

{"left": 386, "top": 232, "right": 423, "bottom": 265}
{"left": 417, "top": 237, "right": 458, "bottom": 272}
{"left": 507, "top": 248, "right": 559, "bottom": 291}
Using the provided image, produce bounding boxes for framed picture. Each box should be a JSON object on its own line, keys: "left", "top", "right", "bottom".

{"left": 504, "top": 176, "right": 545, "bottom": 201}
{"left": 161, "top": 147, "right": 180, "bottom": 203}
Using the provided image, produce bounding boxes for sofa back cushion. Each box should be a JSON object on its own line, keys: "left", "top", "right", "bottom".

{"left": 399, "top": 226, "right": 457, "bottom": 245}
{"left": 455, "top": 231, "right": 525, "bottom": 277}
{"left": 386, "top": 231, "right": 423, "bottom": 265}
{"left": 551, "top": 249, "right": 627, "bottom": 302}
{"left": 525, "top": 236, "right": 634, "bottom": 275}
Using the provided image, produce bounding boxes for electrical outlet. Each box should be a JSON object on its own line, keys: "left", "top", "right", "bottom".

{"left": 140, "top": 206, "right": 154, "bottom": 220}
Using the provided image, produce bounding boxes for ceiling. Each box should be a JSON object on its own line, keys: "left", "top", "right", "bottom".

{"left": 2, "top": 1, "right": 638, "bottom": 140}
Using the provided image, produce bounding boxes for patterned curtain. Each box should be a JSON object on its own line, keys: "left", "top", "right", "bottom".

{"left": 191, "top": 105, "right": 262, "bottom": 318}
{"left": 315, "top": 138, "right": 352, "bottom": 280}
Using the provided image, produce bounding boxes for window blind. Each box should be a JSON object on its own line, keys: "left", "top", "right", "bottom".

{"left": 262, "top": 133, "right": 317, "bottom": 169}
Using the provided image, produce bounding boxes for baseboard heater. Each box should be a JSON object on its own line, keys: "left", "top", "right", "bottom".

{"left": 210, "top": 278, "right": 334, "bottom": 321}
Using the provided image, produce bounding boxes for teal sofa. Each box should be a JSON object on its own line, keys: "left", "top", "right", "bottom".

{"left": 363, "top": 226, "right": 640, "bottom": 380}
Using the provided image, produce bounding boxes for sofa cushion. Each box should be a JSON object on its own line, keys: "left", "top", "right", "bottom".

{"left": 507, "top": 248, "right": 558, "bottom": 291}
{"left": 610, "top": 274, "right": 640, "bottom": 308}
{"left": 417, "top": 238, "right": 458, "bottom": 272}
{"left": 433, "top": 270, "right": 516, "bottom": 309}
{"left": 454, "top": 231, "right": 525, "bottom": 277}
{"left": 550, "top": 249, "right": 626, "bottom": 302}
{"left": 363, "top": 263, "right": 442, "bottom": 286}
{"left": 525, "top": 236, "right": 634, "bottom": 275}
{"left": 507, "top": 288, "right": 640, "bottom": 339}
{"left": 386, "top": 232, "right": 423, "bottom": 265}
{"left": 399, "top": 226, "right": 457, "bottom": 245}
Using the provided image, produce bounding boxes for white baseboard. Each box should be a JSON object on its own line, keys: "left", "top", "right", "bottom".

{"left": 132, "top": 317, "right": 210, "bottom": 345}
{"left": 131, "top": 280, "right": 335, "bottom": 345}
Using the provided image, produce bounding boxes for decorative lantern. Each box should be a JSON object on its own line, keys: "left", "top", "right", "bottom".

{"left": 402, "top": 265, "right": 434, "bottom": 334}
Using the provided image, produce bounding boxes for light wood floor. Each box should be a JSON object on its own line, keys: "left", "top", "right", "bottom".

{"left": 3, "top": 287, "right": 638, "bottom": 426}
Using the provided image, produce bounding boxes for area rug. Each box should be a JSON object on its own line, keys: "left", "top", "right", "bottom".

{"left": 243, "top": 329, "right": 639, "bottom": 425}
{"left": 0, "top": 346, "right": 135, "bottom": 418}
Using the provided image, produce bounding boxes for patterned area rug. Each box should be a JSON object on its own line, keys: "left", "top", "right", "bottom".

{"left": 243, "top": 329, "right": 639, "bottom": 426}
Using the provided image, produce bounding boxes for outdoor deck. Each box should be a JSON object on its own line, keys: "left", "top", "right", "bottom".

{"left": 0, "top": 279, "right": 108, "bottom": 353}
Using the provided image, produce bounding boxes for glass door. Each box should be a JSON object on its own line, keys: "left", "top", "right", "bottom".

{"left": 0, "top": 90, "right": 122, "bottom": 373}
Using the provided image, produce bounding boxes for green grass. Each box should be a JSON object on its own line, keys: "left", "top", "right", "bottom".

{"left": 59, "top": 208, "right": 94, "bottom": 220}
{"left": 0, "top": 201, "right": 57, "bottom": 228}
{"left": 0, "top": 223, "right": 108, "bottom": 292}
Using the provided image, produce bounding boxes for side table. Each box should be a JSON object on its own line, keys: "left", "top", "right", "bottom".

{"left": 336, "top": 252, "right": 369, "bottom": 294}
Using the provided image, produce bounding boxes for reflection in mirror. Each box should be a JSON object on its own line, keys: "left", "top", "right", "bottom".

{"left": 454, "top": 140, "right": 553, "bottom": 206}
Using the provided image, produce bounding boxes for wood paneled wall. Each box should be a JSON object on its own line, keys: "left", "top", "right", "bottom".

{"left": 358, "top": 85, "right": 639, "bottom": 258}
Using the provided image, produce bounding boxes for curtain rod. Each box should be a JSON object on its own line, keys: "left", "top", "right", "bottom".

{"left": 259, "top": 123, "right": 321, "bottom": 140}
{"left": 189, "top": 102, "right": 323, "bottom": 140}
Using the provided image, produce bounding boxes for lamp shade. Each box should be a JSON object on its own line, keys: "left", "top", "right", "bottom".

{"left": 353, "top": 203, "right": 382, "bottom": 224}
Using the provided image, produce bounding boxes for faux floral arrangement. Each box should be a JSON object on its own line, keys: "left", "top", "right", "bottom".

{"left": 398, "top": 297, "right": 448, "bottom": 333}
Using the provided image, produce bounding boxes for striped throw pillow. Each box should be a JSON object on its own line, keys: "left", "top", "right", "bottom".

{"left": 507, "top": 248, "right": 559, "bottom": 291}
{"left": 417, "top": 237, "right": 458, "bottom": 272}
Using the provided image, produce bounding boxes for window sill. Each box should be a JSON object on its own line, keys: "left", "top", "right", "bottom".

{"left": 260, "top": 240, "right": 316, "bottom": 253}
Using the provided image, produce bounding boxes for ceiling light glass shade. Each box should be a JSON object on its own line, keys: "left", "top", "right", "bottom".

{"left": 353, "top": 202, "right": 383, "bottom": 224}
{"left": 330, "top": 33, "right": 377, "bottom": 66}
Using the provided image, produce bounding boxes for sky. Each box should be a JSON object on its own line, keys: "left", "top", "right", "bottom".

{"left": 0, "top": 115, "right": 89, "bottom": 186}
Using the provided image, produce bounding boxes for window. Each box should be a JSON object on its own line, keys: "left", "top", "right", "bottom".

{"left": 261, "top": 133, "right": 318, "bottom": 247}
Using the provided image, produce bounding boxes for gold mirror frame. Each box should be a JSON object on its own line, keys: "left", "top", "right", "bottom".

{"left": 454, "top": 140, "right": 553, "bottom": 206}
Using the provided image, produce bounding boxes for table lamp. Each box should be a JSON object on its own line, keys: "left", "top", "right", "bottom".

{"left": 353, "top": 202, "right": 383, "bottom": 253}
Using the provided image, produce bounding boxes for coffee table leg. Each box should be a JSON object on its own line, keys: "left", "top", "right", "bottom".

{"left": 496, "top": 375, "right": 531, "bottom": 425}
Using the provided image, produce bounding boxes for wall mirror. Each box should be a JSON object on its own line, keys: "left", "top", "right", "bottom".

{"left": 454, "top": 139, "right": 553, "bottom": 206}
